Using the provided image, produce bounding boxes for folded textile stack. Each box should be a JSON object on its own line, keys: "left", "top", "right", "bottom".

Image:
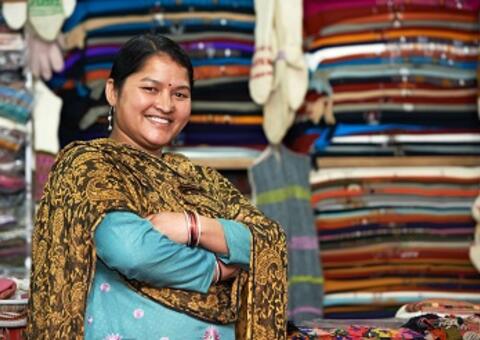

{"left": 0, "top": 4, "right": 33, "bottom": 278}
{"left": 310, "top": 166, "right": 480, "bottom": 318}
{"left": 0, "top": 277, "right": 28, "bottom": 329}
{"left": 47, "top": 0, "right": 268, "bottom": 150}
{"left": 289, "top": 0, "right": 480, "bottom": 158}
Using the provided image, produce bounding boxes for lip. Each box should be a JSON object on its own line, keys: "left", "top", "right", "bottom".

{"left": 145, "top": 115, "right": 172, "bottom": 125}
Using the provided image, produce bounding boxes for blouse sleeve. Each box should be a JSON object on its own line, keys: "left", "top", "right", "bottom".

{"left": 217, "top": 218, "right": 251, "bottom": 269}
{"left": 94, "top": 211, "right": 216, "bottom": 294}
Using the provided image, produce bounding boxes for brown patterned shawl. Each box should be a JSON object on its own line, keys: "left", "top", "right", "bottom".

{"left": 26, "top": 138, "right": 287, "bottom": 339}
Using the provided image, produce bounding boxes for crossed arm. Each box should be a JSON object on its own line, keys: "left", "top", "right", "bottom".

{"left": 146, "top": 211, "right": 248, "bottom": 281}
{"left": 94, "top": 211, "right": 251, "bottom": 293}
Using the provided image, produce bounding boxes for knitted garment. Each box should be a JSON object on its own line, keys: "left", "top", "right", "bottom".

{"left": 249, "top": 145, "right": 323, "bottom": 323}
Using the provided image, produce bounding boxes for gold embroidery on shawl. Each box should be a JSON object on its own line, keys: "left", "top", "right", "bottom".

{"left": 27, "top": 138, "right": 287, "bottom": 339}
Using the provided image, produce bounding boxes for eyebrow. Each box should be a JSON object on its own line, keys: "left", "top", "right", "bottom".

{"left": 140, "top": 77, "right": 190, "bottom": 90}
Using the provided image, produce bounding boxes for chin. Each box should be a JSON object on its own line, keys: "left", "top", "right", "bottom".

{"left": 145, "top": 134, "right": 172, "bottom": 146}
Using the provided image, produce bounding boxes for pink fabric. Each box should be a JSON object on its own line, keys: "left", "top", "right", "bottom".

{"left": 35, "top": 152, "right": 56, "bottom": 201}
{"left": 0, "top": 175, "right": 24, "bottom": 191}
{"left": 0, "top": 278, "right": 16, "bottom": 299}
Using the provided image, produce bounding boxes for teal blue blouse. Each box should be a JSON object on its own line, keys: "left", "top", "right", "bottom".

{"left": 84, "top": 211, "right": 251, "bottom": 340}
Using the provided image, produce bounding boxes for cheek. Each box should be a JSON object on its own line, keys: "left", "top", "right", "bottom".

{"left": 134, "top": 95, "right": 154, "bottom": 111}
{"left": 176, "top": 102, "right": 191, "bottom": 121}
{"left": 122, "top": 91, "right": 152, "bottom": 111}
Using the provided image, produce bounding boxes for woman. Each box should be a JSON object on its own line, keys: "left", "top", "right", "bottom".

{"left": 27, "top": 34, "right": 287, "bottom": 339}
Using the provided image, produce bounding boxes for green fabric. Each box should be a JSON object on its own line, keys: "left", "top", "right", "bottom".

{"left": 255, "top": 185, "right": 311, "bottom": 205}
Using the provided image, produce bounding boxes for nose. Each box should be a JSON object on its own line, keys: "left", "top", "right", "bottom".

{"left": 154, "top": 91, "right": 173, "bottom": 113}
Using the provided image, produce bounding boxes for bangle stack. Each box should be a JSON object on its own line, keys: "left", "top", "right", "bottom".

{"left": 184, "top": 210, "right": 202, "bottom": 247}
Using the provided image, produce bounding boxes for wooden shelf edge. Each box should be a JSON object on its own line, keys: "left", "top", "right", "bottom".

{"left": 191, "top": 157, "right": 254, "bottom": 170}
{"left": 316, "top": 156, "right": 480, "bottom": 168}
{"left": 192, "top": 156, "right": 480, "bottom": 170}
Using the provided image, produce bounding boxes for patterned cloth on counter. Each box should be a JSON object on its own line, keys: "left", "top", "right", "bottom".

{"left": 289, "top": 324, "right": 424, "bottom": 339}
{"left": 288, "top": 315, "right": 480, "bottom": 339}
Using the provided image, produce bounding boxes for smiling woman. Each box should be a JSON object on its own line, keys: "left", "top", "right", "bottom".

{"left": 27, "top": 34, "right": 288, "bottom": 340}
{"left": 105, "top": 35, "right": 193, "bottom": 156}
{"left": 106, "top": 53, "right": 192, "bottom": 155}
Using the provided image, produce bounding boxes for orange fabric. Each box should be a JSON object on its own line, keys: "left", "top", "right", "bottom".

{"left": 194, "top": 65, "right": 250, "bottom": 80}
{"left": 311, "top": 186, "right": 480, "bottom": 204}
{"left": 316, "top": 214, "right": 473, "bottom": 230}
{"left": 325, "top": 264, "right": 479, "bottom": 279}
{"left": 189, "top": 115, "right": 262, "bottom": 125}
{"left": 310, "top": 28, "right": 479, "bottom": 49}
{"left": 324, "top": 277, "right": 480, "bottom": 293}
{"left": 85, "top": 69, "right": 110, "bottom": 83}
{"left": 304, "top": 6, "right": 474, "bottom": 36}
{"left": 322, "top": 257, "right": 472, "bottom": 268}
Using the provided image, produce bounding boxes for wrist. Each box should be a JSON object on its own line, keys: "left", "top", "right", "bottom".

{"left": 184, "top": 211, "right": 202, "bottom": 247}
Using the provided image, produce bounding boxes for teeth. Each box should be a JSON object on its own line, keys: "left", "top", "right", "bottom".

{"left": 147, "top": 116, "right": 170, "bottom": 124}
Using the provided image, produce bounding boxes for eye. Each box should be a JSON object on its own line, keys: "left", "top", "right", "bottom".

{"left": 142, "top": 87, "right": 157, "bottom": 93}
{"left": 174, "top": 91, "right": 190, "bottom": 99}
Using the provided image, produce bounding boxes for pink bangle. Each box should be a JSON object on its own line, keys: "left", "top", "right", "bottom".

{"left": 193, "top": 211, "right": 202, "bottom": 247}
{"left": 185, "top": 211, "right": 199, "bottom": 247}
{"left": 183, "top": 211, "right": 191, "bottom": 246}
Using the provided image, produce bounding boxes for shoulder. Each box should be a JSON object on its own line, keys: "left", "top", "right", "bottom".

{"left": 51, "top": 139, "right": 113, "bottom": 174}
{"left": 161, "top": 151, "right": 223, "bottom": 181}
{"left": 161, "top": 151, "right": 202, "bottom": 174}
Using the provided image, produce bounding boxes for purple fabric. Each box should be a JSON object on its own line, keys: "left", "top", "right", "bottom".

{"left": 289, "top": 236, "right": 319, "bottom": 250}
{"left": 64, "top": 46, "right": 120, "bottom": 71}
{"left": 85, "top": 46, "right": 121, "bottom": 57}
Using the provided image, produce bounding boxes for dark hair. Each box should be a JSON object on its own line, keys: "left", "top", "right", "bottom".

{"left": 108, "top": 34, "right": 194, "bottom": 92}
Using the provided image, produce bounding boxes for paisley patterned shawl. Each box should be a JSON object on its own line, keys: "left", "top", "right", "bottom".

{"left": 26, "top": 138, "right": 288, "bottom": 339}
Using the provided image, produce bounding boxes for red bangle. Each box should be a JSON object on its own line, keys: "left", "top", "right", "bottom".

{"left": 186, "top": 211, "right": 198, "bottom": 247}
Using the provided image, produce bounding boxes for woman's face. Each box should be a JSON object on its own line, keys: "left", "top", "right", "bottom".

{"left": 106, "top": 53, "right": 191, "bottom": 155}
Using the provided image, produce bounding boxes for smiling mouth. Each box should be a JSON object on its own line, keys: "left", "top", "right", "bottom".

{"left": 146, "top": 115, "right": 171, "bottom": 124}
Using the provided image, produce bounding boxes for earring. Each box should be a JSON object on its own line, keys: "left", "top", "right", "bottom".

{"left": 108, "top": 106, "right": 114, "bottom": 131}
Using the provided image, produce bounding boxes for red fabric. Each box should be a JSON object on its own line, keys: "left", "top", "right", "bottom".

{"left": 0, "top": 327, "right": 25, "bottom": 340}
{"left": 0, "top": 279, "right": 16, "bottom": 299}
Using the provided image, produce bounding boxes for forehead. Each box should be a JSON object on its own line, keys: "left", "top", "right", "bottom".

{"left": 134, "top": 54, "right": 189, "bottom": 80}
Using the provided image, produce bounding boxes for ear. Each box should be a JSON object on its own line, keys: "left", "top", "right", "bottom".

{"left": 105, "top": 78, "right": 117, "bottom": 107}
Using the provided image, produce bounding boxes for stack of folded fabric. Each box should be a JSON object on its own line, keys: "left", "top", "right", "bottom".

{"left": 0, "top": 277, "right": 28, "bottom": 339}
{"left": 0, "top": 3, "right": 32, "bottom": 278}
{"left": 288, "top": 0, "right": 480, "bottom": 158}
{"left": 48, "top": 0, "right": 266, "bottom": 154}
{"left": 311, "top": 165, "right": 480, "bottom": 318}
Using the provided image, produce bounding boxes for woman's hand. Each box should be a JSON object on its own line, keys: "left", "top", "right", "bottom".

{"left": 218, "top": 261, "right": 240, "bottom": 281}
{"left": 146, "top": 212, "right": 189, "bottom": 244}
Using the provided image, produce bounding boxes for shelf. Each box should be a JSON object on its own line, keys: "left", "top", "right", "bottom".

{"left": 169, "top": 146, "right": 260, "bottom": 170}
{"left": 192, "top": 155, "right": 480, "bottom": 170}
{"left": 191, "top": 157, "right": 254, "bottom": 170}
